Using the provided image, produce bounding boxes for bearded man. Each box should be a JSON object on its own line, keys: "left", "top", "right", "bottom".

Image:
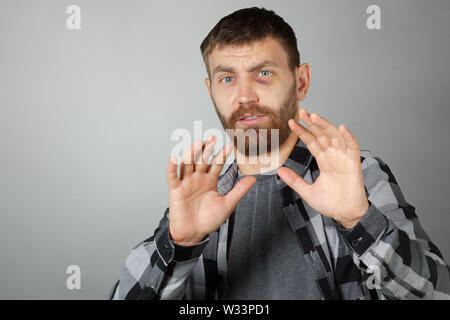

{"left": 109, "top": 7, "right": 450, "bottom": 300}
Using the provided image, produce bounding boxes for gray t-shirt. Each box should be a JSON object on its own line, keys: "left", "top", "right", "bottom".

{"left": 222, "top": 167, "right": 323, "bottom": 300}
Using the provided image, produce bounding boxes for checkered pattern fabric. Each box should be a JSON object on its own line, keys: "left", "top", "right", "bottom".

{"left": 109, "top": 138, "right": 450, "bottom": 300}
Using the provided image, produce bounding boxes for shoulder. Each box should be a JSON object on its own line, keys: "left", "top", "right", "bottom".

{"left": 359, "top": 149, "right": 391, "bottom": 171}
{"left": 359, "top": 149, "right": 401, "bottom": 190}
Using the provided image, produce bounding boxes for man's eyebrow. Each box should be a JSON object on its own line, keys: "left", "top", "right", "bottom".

{"left": 212, "top": 60, "right": 280, "bottom": 77}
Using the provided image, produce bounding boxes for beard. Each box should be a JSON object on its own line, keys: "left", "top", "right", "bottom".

{"left": 212, "top": 80, "right": 298, "bottom": 157}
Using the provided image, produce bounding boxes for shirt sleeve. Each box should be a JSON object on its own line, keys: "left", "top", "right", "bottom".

{"left": 108, "top": 207, "right": 209, "bottom": 300}
{"left": 333, "top": 151, "right": 450, "bottom": 300}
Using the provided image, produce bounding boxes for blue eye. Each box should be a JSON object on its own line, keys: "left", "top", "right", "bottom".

{"left": 221, "top": 76, "right": 233, "bottom": 83}
{"left": 259, "top": 70, "right": 271, "bottom": 77}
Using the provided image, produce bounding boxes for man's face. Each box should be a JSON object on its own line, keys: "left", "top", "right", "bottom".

{"left": 204, "top": 37, "right": 301, "bottom": 156}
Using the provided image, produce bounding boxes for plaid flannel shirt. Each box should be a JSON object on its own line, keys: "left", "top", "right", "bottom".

{"left": 109, "top": 138, "right": 450, "bottom": 300}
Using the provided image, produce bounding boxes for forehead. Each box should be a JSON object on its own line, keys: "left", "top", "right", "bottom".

{"left": 208, "top": 37, "right": 290, "bottom": 74}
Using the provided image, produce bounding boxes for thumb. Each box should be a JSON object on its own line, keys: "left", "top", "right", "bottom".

{"left": 223, "top": 176, "right": 257, "bottom": 213}
{"left": 277, "top": 167, "right": 311, "bottom": 200}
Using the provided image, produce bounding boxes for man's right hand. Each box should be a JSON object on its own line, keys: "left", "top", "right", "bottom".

{"left": 166, "top": 136, "right": 256, "bottom": 246}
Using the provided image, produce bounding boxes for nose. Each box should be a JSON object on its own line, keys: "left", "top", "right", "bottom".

{"left": 237, "top": 78, "right": 258, "bottom": 105}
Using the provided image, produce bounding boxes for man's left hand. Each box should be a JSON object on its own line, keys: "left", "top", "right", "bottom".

{"left": 277, "top": 108, "right": 369, "bottom": 229}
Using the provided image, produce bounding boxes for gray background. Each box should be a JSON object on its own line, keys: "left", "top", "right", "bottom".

{"left": 0, "top": 0, "right": 449, "bottom": 299}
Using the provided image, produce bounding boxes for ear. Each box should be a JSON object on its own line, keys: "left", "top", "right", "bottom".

{"left": 294, "top": 63, "right": 311, "bottom": 102}
{"left": 204, "top": 77, "right": 212, "bottom": 98}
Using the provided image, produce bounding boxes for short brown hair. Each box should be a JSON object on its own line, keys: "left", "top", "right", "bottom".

{"left": 200, "top": 7, "right": 300, "bottom": 78}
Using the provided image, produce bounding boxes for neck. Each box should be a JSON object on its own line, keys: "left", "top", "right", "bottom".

{"left": 235, "top": 130, "right": 299, "bottom": 175}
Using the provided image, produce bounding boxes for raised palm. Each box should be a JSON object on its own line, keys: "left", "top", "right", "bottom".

{"left": 167, "top": 137, "right": 256, "bottom": 245}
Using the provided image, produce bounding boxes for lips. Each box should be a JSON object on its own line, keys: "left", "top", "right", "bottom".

{"left": 237, "top": 114, "right": 266, "bottom": 125}
{"left": 238, "top": 114, "right": 264, "bottom": 121}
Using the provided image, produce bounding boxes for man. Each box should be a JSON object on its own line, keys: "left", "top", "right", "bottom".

{"left": 109, "top": 7, "right": 450, "bottom": 300}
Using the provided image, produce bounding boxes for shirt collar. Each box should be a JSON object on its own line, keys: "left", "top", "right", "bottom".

{"left": 217, "top": 137, "right": 313, "bottom": 195}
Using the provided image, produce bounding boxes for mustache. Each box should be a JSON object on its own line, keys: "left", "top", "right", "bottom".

{"left": 228, "top": 103, "right": 277, "bottom": 126}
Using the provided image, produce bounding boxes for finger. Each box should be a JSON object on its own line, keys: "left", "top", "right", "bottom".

{"left": 166, "top": 155, "right": 181, "bottom": 189}
{"left": 195, "top": 136, "right": 216, "bottom": 173}
{"left": 208, "top": 143, "right": 233, "bottom": 176}
{"left": 307, "top": 110, "right": 347, "bottom": 152}
{"left": 277, "top": 166, "right": 312, "bottom": 200}
{"left": 339, "top": 124, "right": 360, "bottom": 157}
{"left": 310, "top": 112, "right": 347, "bottom": 151}
{"left": 288, "top": 119, "right": 323, "bottom": 158}
{"left": 179, "top": 161, "right": 186, "bottom": 180}
{"left": 223, "top": 176, "right": 256, "bottom": 212}
{"left": 180, "top": 140, "right": 200, "bottom": 179}
{"left": 299, "top": 108, "right": 332, "bottom": 149}
{"left": 192, "top": 138, "right": 205, "bottom": 167}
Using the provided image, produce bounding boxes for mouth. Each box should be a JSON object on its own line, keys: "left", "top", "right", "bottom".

{"left": 237, "top": 114, "right": 266, "bottom": 126}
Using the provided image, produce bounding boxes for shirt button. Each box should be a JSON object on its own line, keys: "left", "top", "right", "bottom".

{"left": 351, "top": 236, "right": 363, "bottom": 247}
